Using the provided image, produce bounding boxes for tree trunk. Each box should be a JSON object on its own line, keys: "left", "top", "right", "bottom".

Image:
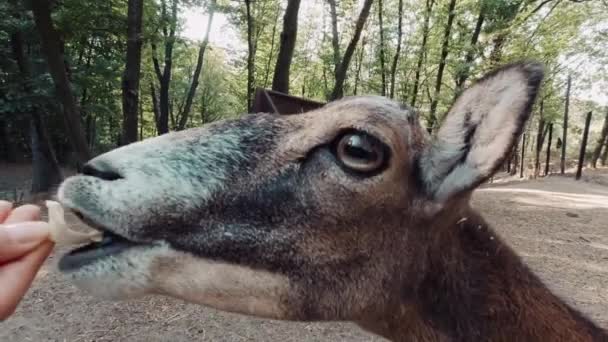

{"left": 169, "top": 99, "right": 176, "bottom": 129}
{"left": 520, "top": 133, "right": 526, "bottom": 178}
{"left": 353, "top": 37, "right": 366, "bottom": 96}
{"left": 150, "top": 82, "right": 161, "bottom": 133}
{"left": 506, "top": 146, "right": 513, "bottom": 174}
{"left": 427, "top": 0, "right": 457, "bottom": 133}
{"left": 10, "top": 21, "right": 63, "bottom": 193}
{"left": 0, "top": 119, "right": 18, "bottom": 162}
{"left": 151, "top": 0, "right": 178, "bottom": 135}
{"left": 545, "top": 123, "right": 553, "bottom": 176}
{"left": 534, "top": 103, "right": 545, "bottom": 178}
{"left": 488, "top": 33, "right": 506, "bottom": 68}
{"left": 510, "top": 144, "right": 519, "bottom": 175}
{"left": 121, "top": 0, "right": 145, "bottom": 145}
{"left": 30, "top": 0, "right": 91, "bottom": 163}
{"left": 245, "top": 0, "right": 256, "bottom": 112}
{"left": 272, "top": 0, "right": 302, "bottom": 94}
{"left": 85, "top": 112, "right": 95, "bottom": 149}
{"left": 139, "top": 86, "right": 144, "bottom": 140}
{"left": 178, "top": 1, "right": 215, "bottom": 130}
{"left": 322, "top": 64, "right": 329, "bottom": 99}
{"left": 453, "top": 8, "right": 484, "bottom": 99}
{"left": 410, "top": 0, "right": 434, "bottom": 107}
{"left": 30, "top": 113, "right": 63, "bottom": 193}
{"left": 560, "top": 75, "right": 571, "bottom": 174}
{"left": 389, "top": 0, "right": 403, "bottom": 99}
{"left": 576, "top": 112, "right": 592, "bottom": 180}
{"left": 600, "top": 134, "right": 608, "bottom": 166}
{"left": 326, "top": 0, "right": 340, "bottom": 78}
{"left": 160, "top": 0, "right": 177, "bottom": 134}
{"left": 377, "top": 0, "right": 386, "bottom": 96}
{"left": 79, "top": 47, "right": 93, "bottom": 110}
{"left": 330, "top": 0, "right": 374, "bottom": 101}
{"left": 591, "top": 107, "right": 608, "bottom": 168}
{"left": 158, "top": 69, "right": 171, "bottom": 134}
{"left": 263, "top": 7, "right": 281, "bottom": 88}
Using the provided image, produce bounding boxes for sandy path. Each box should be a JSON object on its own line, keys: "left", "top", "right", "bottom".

{"left": 2, "top": 175, "right": 607, "bottom": 341}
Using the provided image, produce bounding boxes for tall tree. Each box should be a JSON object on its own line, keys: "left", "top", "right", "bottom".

{"left": 410, "top": 0, "right": 434, "bottom": 107}
{"left": 151, "top": 0, "right": 178, "bottom": 135}
{"left": 121, "top": 0, "right": 145, "bottom": 145}
{"left": 510, "top": 144, "right": 520, "bottom": 175}
{"left": 560, "top": 75, "right": 571, "bottom": 174}
{"left": 545, "top": 123, "right": 553, "bottom": 176}
{"left": 272, "top": 0, "right": 302, "bottom": 94}
{"left": 30, "top": 0, "right": 91, "bottom": 163}
{"left": 330, "top": 0, "right": 375, "bottom": 100}
{"left": 520, "top": 132, "right": 527, "bottom": 178}
{"left": 534, "top": 101, "right": 546, "bottom": 177}
{"left": 9, "top": 5, "right": 62, "bottom": 193}
{"left": 263, "top": 7, "right": 281, "bottom": 88}
{"left": 389, "top": 0, "right": 404, "bottom": 99}
{"left": 453, "top": 4, "right": 485, "bottom": 99}
{"left": 591, "top": 107, "right": 608, "bottom": 168}
{"left": 427, "top": 0, "right": 457, "bottom": 133}
{"left": 245, "top": 0, "right": 256, "bottom": 111}
{"left": 178, "top": 0, "right": 216, "bottom": 130}
{"left": 377, "top": 0, "right": 387, "bottom": 96}
{"left": 327, "top": 0, "right": 341, "bottom": 78}
{"left": 600, "top": 135, "right": 608, "bottom": 166}
{"left": 150, "top": 82, "right": 160, "bottom": 134}
{"left": 353, "top": 36, "right": 367, "bottom": 95}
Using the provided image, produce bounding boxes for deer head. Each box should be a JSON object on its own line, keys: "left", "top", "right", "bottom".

{"left": 56, "top": 63, "right": 543, "bottom": 325}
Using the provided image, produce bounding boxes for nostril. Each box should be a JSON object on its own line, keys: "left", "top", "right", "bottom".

{"left": 82, "top": 162, "right": 123, "bottom": 181}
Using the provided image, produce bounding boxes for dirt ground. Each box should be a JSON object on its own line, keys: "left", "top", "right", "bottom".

{"left": 1, "top": 166, "right": 608, "bottom": 341}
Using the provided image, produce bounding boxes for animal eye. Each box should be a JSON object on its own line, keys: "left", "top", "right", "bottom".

{"left": 335, "top": 132, "right": 386, "bottom": 173}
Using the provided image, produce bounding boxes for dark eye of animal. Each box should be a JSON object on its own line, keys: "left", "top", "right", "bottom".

{"left": 335, "top": 132, "right": 386, "bottom": 173}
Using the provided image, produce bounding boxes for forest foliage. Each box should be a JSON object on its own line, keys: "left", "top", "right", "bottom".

{"left": 1, "top": 0, "right": 608, "bottom": 193}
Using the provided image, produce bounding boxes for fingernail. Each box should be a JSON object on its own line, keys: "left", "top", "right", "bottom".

{"left": 1, "top": 222, "right": 50, "bottom": 244}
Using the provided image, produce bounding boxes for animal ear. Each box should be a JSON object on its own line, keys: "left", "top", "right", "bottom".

{"left": 418, "top": 62, "right": 544, "bottom": 202}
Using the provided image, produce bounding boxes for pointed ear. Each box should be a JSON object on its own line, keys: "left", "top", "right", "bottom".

{"left": 418, "top": 62, "right": 544, "bottom": 202}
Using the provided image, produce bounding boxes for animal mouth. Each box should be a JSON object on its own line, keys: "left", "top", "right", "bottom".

{"left": 58, "top": 210, "right": 147, "bottom": 271}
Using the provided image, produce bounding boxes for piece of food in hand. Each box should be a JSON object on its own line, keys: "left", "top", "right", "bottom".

{"left": 45, "top": 200, "right": 103, "bottom": 245}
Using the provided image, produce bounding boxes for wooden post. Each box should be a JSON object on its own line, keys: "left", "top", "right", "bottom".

{"left": 534, "top": 101, "right": 545, "bottom": 178}
{"left": 544, "top": 123, "right": 553, "bottom": 176}
{"left": 520, "top": 133, "right": 526, "bottom": 178}
{"left": 575, "top": 111, "right": 592, "bottom": 180}
{"left": 560, "top": 75, "right": 571, "bottom": 174}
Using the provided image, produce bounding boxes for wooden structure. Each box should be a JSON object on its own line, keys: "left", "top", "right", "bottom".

{"left": 252, "top": 88, "right": 326, "bottom": 115}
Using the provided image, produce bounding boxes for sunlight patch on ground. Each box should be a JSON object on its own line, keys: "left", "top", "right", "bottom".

{"left": 479, "top": 187, "right": 608, "bottom": 210}
{"left": 512, "top": 235, "right": 608, "bottom": 251}
{"left": 520, "top": 252, "right": 608, "bottom": 274}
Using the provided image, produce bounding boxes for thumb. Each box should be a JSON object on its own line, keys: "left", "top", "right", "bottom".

{"left": 0, "top": 222, "right": 51, "bottom": 264}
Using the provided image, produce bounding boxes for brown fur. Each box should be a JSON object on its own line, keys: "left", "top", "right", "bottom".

{"left": 56, "top": 63, "right": 607, "bottom": 341}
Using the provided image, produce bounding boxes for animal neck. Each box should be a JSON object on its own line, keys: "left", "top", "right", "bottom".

{"left": 359, "top": 208, "right": 607, "bottom": 342}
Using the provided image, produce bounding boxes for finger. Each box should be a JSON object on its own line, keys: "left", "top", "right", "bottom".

{"left": 4, "top": 205, "right": 41, "bottom": 224}
{"left": 0, "top": 222, "right": 51, "bottom": 263}
{"left": 0, "top": 241, "right": 53, "bottom": 321}
{"left": 0, "top": 201, "right": 13, "bottom": 223}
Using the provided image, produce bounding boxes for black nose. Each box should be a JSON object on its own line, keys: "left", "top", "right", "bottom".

{"left": 82, "top": 162, "right": 123, "bottom": 181}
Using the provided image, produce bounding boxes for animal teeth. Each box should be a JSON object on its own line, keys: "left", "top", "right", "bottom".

{"left": 45, "top": 200, "right": 103, "bottom": 245}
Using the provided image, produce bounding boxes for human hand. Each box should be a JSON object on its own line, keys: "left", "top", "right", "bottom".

{"left": 0, "top": 201, "right": 53, "bottom": 320}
